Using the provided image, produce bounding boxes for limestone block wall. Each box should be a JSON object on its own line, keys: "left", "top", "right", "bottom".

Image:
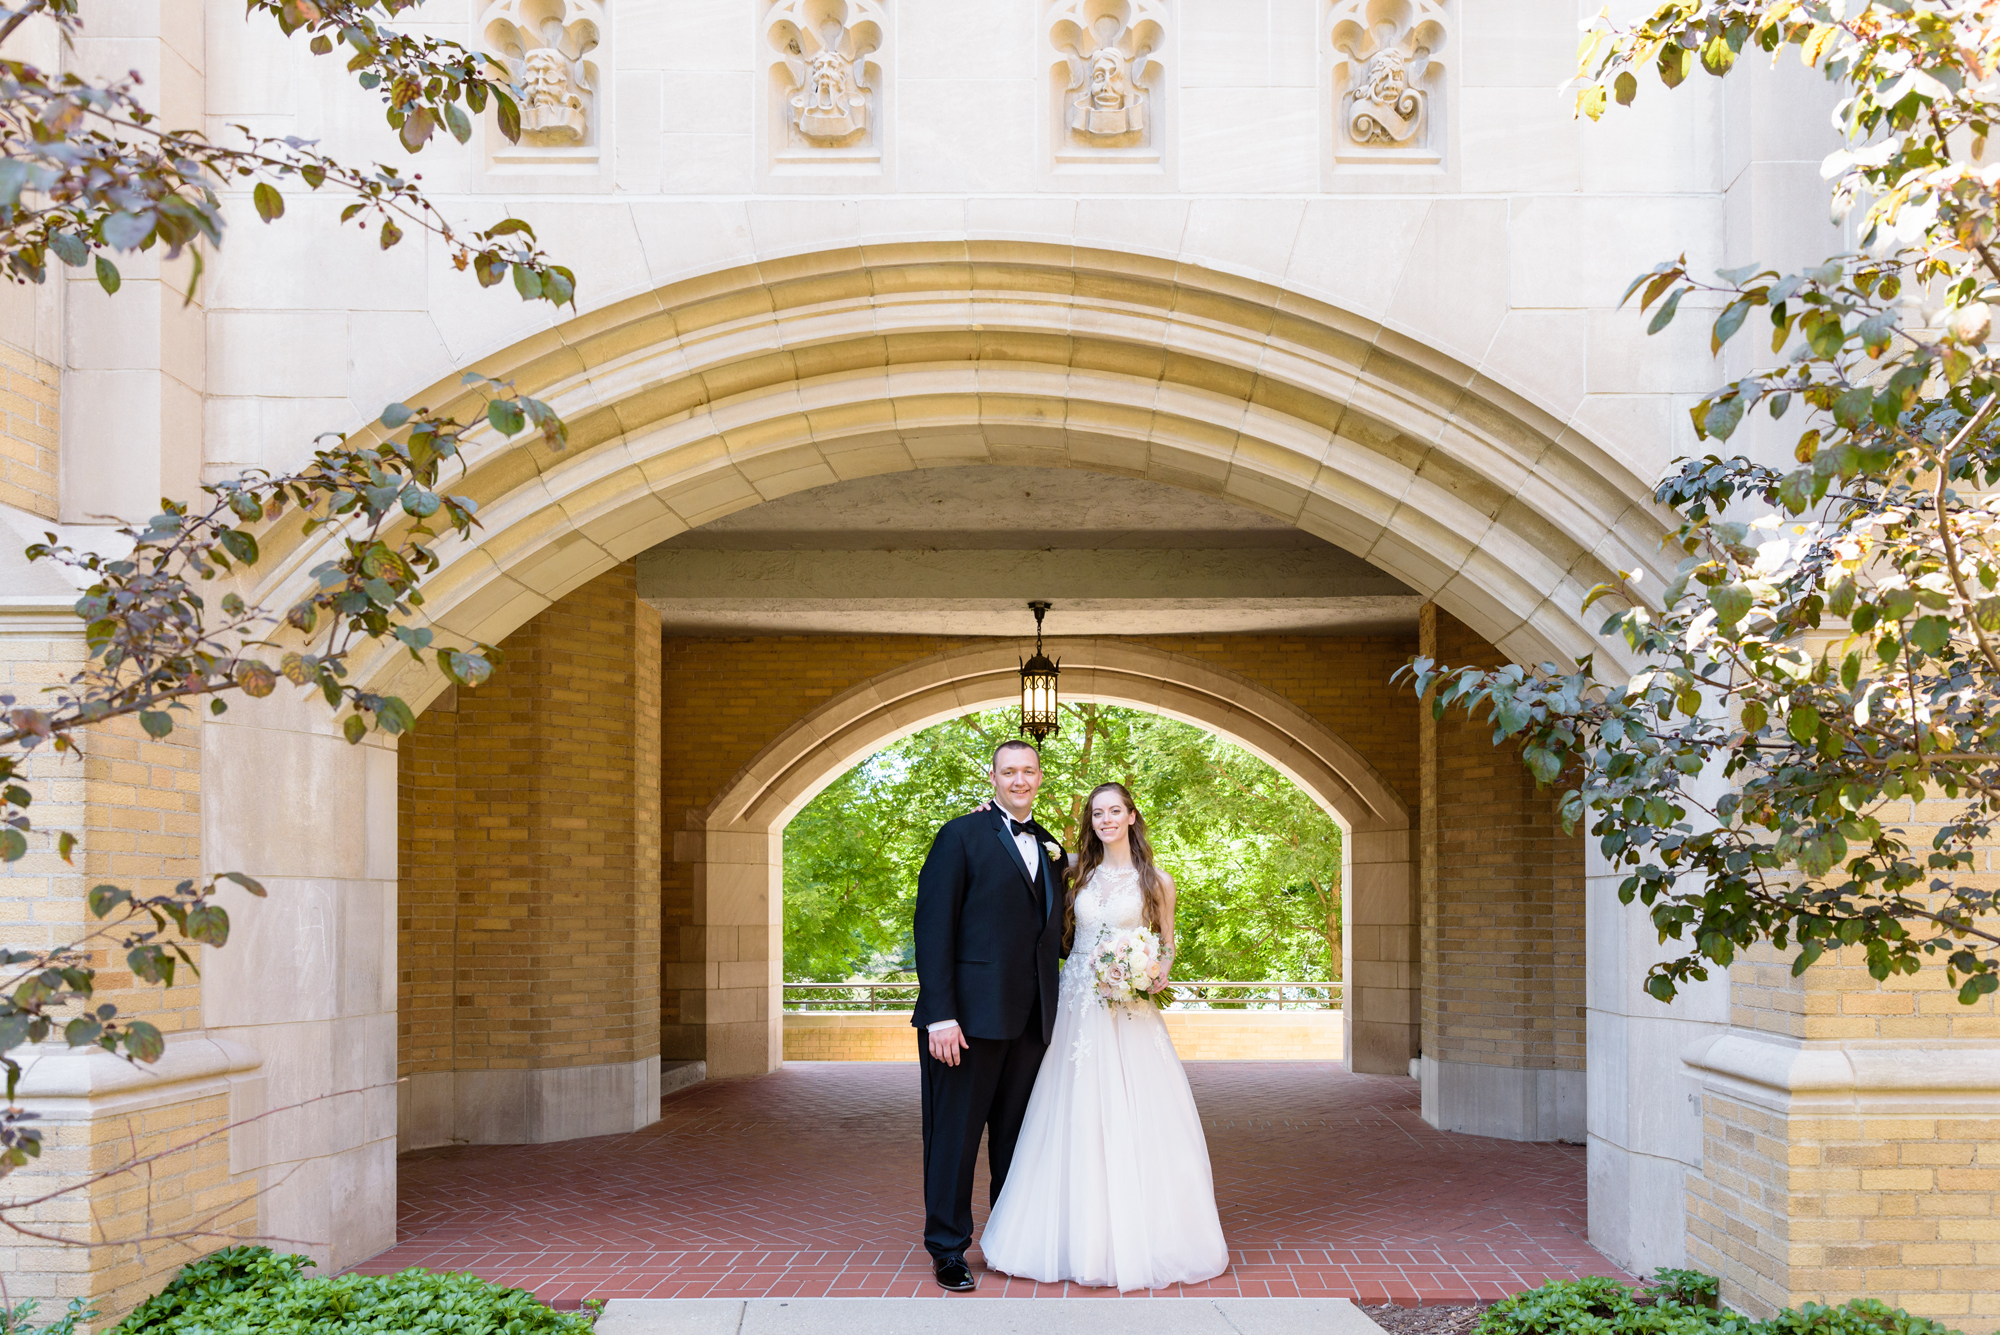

{"left": 1417, "top": 605, "right": 1586, "bottom": 1141}
{"left": 395, "top": 561, "right": 663, "bottom": 1148}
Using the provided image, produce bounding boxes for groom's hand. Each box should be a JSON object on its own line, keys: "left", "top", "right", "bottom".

{"left": 927, "top": 1022, "right": 968, "bottom": 1066}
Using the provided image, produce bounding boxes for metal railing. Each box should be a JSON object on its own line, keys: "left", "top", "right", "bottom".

{"left": 783, "top": 980, "right": 1342, "bottom": 1012}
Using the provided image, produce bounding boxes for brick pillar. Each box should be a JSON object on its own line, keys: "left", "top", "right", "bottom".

{"left": 0, "top": 612, "right": 259, "bottom": 1323}
{"left": 1417, "top": 603, "right": 1586, "bottom": 1140}
{"left": 1684, "top": 899, "right": 2000, "bottom": 1324}
{"left": 396, "top": 561, "right": 663, "bottom": 1147}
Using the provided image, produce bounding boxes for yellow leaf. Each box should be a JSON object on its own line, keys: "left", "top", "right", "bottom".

{"left": 1577, "top": 83, "right": 1610, "bottom": 122}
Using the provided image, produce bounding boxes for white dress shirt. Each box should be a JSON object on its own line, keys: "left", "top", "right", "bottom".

{"left": 929, "top": 808, "right": 1039, "bottom": 1036}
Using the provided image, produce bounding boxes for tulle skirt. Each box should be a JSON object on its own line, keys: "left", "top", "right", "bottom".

{"left": 977, "top": 986, "right": 1230, "bottom": 1290}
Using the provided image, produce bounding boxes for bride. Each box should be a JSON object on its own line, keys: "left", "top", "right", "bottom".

{"left": 977, "top": 782, "right": 1230, "bottom": 1291}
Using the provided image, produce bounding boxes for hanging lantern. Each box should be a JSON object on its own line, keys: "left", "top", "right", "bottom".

{"left": 1018, "top": 600, "right": 1061, "bottom": 744}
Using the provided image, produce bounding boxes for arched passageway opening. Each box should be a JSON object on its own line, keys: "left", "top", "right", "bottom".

{"left": 209, "top": 240, "right": 1640, "bottom": 1275}
{"left": 685, "top": 637, "right": 1413, "bottom": 1080}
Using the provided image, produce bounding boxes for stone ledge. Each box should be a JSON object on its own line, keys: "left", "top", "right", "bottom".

{"left": 13, "top": 1034, "right": 263, "bottom": 1122}
{"left": 782, "top": 1011, "right": 1344, "bottom": 1063}
{"left": 1683, "top": 1032, "right": 2000, "bottom": 1113}
{"left": 596, "top": 1297, "right": 1391, "bottom": 1335}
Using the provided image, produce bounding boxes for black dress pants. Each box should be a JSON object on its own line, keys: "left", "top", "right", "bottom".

{"left": 917, "top": 998, "right": 1046, "bottom": 1261}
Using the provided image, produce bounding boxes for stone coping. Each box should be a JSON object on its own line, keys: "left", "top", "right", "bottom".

{"left": 1683, "top": 1031, "right": 2000, "bottom": 1112}
{"left": 595, "top": 1297, "right": 1391, "bottom": 1335}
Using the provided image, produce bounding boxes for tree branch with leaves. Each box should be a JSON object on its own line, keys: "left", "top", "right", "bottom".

{"left": 1407, "top": 0, "right": 2000, "bottom": 1004}
{"left": 0, "top": 0, "right": 575, "bottom": 302}
{"left": 0, "top": 0, "right": 589, "bottom": 1205}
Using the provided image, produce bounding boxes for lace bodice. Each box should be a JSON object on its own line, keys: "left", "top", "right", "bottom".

{"left": 1073, "top": 863, "right": 1146, "bottom": 945}
{"left": 1060, "top": 864, "right": 1149, "bottom": 1009}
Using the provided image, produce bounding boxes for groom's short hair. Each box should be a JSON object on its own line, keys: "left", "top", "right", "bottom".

{"left": 991, "top": 739, "right": 1040, "bottom": 768}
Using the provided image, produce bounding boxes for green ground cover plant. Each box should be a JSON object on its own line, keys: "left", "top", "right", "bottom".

{"left": 1479, "top": 1275, "right": 1961, "bottom": 1335}
{"left": 108, "top": 1246, "right": 594, "bottom": 1334}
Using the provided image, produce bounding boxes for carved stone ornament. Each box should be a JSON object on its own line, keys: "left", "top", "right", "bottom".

{"left": 1048, "top": 0, "right": 1166, "bottom": 164}
{"left": 767, "top": 0, "right": 885, "bottom": 157}
{"left": 1330, "top": 0, "right": 1448, "bottom": 169}
{"left": 479, "top": 0, "right": 602, "bottom": 161}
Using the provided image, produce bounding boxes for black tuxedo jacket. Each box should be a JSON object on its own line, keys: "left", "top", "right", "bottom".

{"left": 911, "top": 807, "right": 1065, "bottom": 1045}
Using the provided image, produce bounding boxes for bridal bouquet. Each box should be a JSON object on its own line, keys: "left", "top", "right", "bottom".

{"left": 1091, "top": 927, "right": 1171, "bottom": 1009}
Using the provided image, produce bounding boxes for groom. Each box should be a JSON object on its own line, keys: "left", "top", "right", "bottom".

{"left": 911, "top": 739, "right": 1065, "bottom": 1292}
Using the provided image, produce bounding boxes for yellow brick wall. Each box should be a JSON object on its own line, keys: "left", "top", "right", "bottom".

{"left": 396, "top": 562, "right": 662, "bottom": 1078}
{"left": 658, "top": 632, "right": 1424, "bottom": 1060}
{"left": 0, "top": 622, "right": 255, "bottom": 1328}
{"left": 1686, "top": 780, "right": 2000, "bottom": 1328}
{"left": 1417, "top": 605, "right": 1586, "bottom": 1074}
{"left": 0, "top": 340, "right": 57, "bottom": 519}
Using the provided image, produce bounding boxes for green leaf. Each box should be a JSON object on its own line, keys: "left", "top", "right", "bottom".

{"left": 342, "top": 715, "right": 367, "bottom": 745}
{"left": 1658, "top": 43, "right": 1693, "bottom": 88}
{"left": 1647, "top": 288, "right": 1684, "bottom": 334}
{"left": 1741, "top": 701, "right": 1768, "bottom": 735}
{"left": 1910, "top": 616, "right": 1951, "bottom": 655}
{"left": 381, "top": 402, "right": 415, "bottom": 429}
{"left": 253, "top": 181, "right": 285, "bottom": 223}
{"left": 495, "top": 92, "right": 522, "bottom": 143}
{"left": 443, "top": 101, "right": 472, "bottom": 145}
{"left": 487, "top": 400, "right": 526, "bottom": 436}
{"left": 88, "top": 884, "right": 130, "bottom": 918}
{"left": 1788, "top": 706, "right": 1821, "bottom": 744}
{"left": 139, "top": 711, "right": 173, "bottom": 739}
{"left": 1704, "top": 395, "right": 1745, "bottom": 441}
{"left": 1712, "top": 298, "right": 1752, "bottom": 352}
{"left": 94, "top": 256, "right": 120, "bottom": 295}
{"left": 1614, "top": 71, "right": 1637, "bottom": 105}
{"left": 1709, "top": 582, "right": 1753, "bottom": 628}
{"left": 122, "top": 1020, "right": 164, "bottom": 1062}
{"left": 0, "top": 829, "right": 23, "bottom": 863}
{"left": 221, "top": 871, "right": 267, "bottom": 897}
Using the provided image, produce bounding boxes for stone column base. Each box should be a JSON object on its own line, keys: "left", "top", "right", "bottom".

{"left": 1684, "top": 1032, "right": 2000, "bottom": 1326}
{"left": 1420, "top": 1055, "right": 1586, "bottom": 1141}
{"left": 398, "top": 1055, "right": 669, "bottom": 1150}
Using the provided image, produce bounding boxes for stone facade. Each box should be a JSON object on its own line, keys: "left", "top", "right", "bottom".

{"left": 3, "top": 0, "right": 1973, "bottom": 1323}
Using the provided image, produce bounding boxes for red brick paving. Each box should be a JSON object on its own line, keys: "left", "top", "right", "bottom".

{"left": 354, "top": 1061, "right": 1627, "bottom": 1305}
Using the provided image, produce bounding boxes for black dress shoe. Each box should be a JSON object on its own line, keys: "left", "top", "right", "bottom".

{"left": 933, "top": 1254, "right": 976, "bottom": 1292}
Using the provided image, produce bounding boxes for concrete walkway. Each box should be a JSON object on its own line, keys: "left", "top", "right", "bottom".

{"left": 594, "top": 1298, "right": 1391, "bottom": 1335}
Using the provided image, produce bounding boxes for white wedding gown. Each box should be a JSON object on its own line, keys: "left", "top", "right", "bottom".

{"left": 978, "top": 864, "right": 1230, "bottom": 1290}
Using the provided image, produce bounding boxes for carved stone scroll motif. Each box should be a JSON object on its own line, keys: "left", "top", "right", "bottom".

{"left": 765, "top": 0, "right": 886, "bottom": 168}
{"left": 1329, "top": 0, "right": 1448, "bottom": 170}
{"left": 478, "top": 0, "right": 604, "bottom": 176}
{"left": 1048, "top": 0, "right": 1167, "bottom": 169}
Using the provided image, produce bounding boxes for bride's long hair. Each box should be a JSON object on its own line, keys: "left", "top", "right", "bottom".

{"left": 1064, "top": 782, "right": 1168, "bottom": 945}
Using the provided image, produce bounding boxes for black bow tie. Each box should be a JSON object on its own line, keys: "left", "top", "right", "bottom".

{"left": 1008, "top": 818, "right": 1034, "bottom": 837}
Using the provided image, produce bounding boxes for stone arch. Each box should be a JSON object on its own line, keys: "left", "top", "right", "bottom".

{"left": 240, "top": 242, "right": 1671, "bottom": 712}
{"left": 691, "top": 638, "right": 1413, "bottom": 1079}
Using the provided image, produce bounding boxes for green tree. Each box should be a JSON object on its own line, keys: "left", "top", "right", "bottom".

{"left": 782, "top": 705, "right": 1342, "bottom": 987}
{"left": 1410, "top": 0, "right": 2000, "bottom": 1003}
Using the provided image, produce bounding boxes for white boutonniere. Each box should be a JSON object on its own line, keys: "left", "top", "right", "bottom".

{"left": 1041, "top": 839, "right": 1062, "bottom": 860}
